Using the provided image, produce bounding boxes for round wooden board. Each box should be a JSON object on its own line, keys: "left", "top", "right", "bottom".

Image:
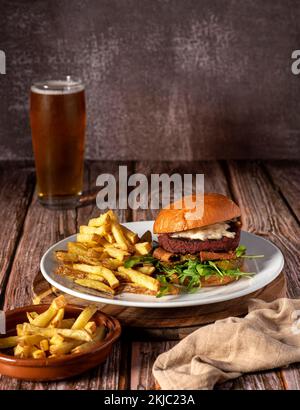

{"left": 32, "top": 271, "right": 286, "bottom": 339}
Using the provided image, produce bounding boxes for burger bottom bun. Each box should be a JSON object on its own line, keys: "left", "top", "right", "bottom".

{"left": 200, "top": 260, "right": 245, "bottom": 287}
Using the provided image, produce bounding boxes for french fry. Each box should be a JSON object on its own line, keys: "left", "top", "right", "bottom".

{"left": 72, "top": 263, "right": 103, "bottom": 275}
{"left": 86, "top": 273, "right": 105, "bottom": 282}
{"left": 55, "top": 251, "right": 78, "bottom": 263}
{"left": 53, "top": 209, "right": 170, "bottom": 302}
{"left": 99, "top": 251, "right": 110, "bottom": 260}
{"left": 67, "top": 242, "right": 89, "bottom": 256}
{"left": 105, "top": 233, "right": 115, "bottom": 244}
{"left": 14, "top": 344, "right": 31, "bottom": 358}
{"left": 31, "top": 296, "right": 66, "bottom": 328}
{"left": 50, "top": 340, "right": 82, "bottom": 356}
{"left": 22, "top": 323, "right": 92, "bottom": 342}
{"left": 118, "top": 267, "right": 160, "bottom": 292}
{"left": 107, "top": 210, "right": 118, "bottom": 222}
{"left": 88, "top": 213, "right": 110, "bottom": 227}
{"left": 49, "top": 308, "right": 64, "bottom": 328}
{"left": 16, "top": 324, "right": 24, "bottom": 336}
{"left": 73, "top": 264, "right": 119, "bottom": 289}
{"left": 72, "top": 326, "right": 106, "bottom": 354}
{"left": 121, "top": 225, "right": 139, "bottom": 244}
{"left": 19, "top": 334, "right": 44, "bottom": 347}
{"left": 50, "top": 334, "right": 64, "bottom": 345}
{"left": 134, "top": 242, "right": 152, "bottom": 255}
{"left": 79, "top": 225, "right": 109, "bottom": 237}
{"left": 40, "top": 339, "right": 49, "bottom": 352}
{"left": 26, "top": 311, "right": 38, "bottom": 324}
{"left": 88, "top": 210, "right": 117, "bottom": 227}
{"left": 104, "top": 246, "right": 130, "bottom": 261}
{"left": 95, "top": 266, "right": 119, "bottom": 289}
{"left": 111, "top": 223, "right": 129, "bottom": 250}
{"left": 84, "top": 321, "right": 97, "bottom": 335}
{"left": 87, "top": 247, "right": 103, "bottom": 258}
{"left": 76, "top": 234, "right": 100, "bottom": 245}
{"left": 0, "top": 300, "right": 108, "bottom": 360}
{"left": 0, "top": 335, "right": 19, "bottom": 349}
{"left": 137, "top": 266, "right": 155, "bottom": 275}
{"left": 91, "top": 245, "right": 106, "bottom": 253}
{"left": 71, "top": 306, "right": 98, "bottom": 330}
{"left": 56, "top": 265, "right": 86, "bottom": 279}
{"left": 78, "top": 255, "right": 102, "bottom": 266}
{"left": 101, "top": 258, "right": 123, "bottom": 270}
{"left": 75, "top": 279, "right": 115, "bottom": 295}
{"left": 32, "top": 349, "right": 46, "bottom": 359}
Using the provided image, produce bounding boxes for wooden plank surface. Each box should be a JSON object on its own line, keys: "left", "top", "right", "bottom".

{"left": 0, "top": 160, "right": 299, "bottom": 390}
{"left": 228, "top": 161, "right": 300, "bottom": 298}
{"left": 265, "top": 161, "right": 300, "bottom": 223}
{"left": 131, "top": 341, "right": 177, "bottom": 390}
{"left": 227, "top": 160, "right": 300, "bottom": 390}
{"left": 0, "top": 162, "right": 35, "bottom": 304}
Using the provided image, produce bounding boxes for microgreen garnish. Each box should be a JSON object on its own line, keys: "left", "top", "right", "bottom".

{"left": 236, "top": 245, "right": 264, "bottom": 259}
{"left": 235, "top": 245, "right": 247, "bottom": 257}
{"left": 125, "top": 249, "right": 259, "bottom": 298}
{"left": 124, "top": 255, "right": 156, "bottom": 269}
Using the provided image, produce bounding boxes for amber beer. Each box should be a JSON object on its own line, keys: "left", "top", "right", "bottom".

{"left": 30, "top": 78, "right": 86, "bottom": 208}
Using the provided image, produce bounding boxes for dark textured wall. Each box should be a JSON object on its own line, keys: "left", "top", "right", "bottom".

{"left": 0, "top": 0, "right": 299, "bottom": 160}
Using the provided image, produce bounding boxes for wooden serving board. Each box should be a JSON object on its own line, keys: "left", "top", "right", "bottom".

{"left": 32, "top": 271, "right": 286, "bottom": 340}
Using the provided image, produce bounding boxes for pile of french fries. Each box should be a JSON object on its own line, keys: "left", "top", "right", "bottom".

{"left": 55, "top": 210, "right": 161, "bottom": 296}
{"left": 0, "top": 296, "right": 106, "bottom": 359}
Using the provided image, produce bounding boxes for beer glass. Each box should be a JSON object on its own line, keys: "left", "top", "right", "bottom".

{"left": 30, "top": 77, "right": 86, "bottom": 209}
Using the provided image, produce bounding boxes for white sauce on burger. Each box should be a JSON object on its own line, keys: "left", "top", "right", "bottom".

{"left": 170, "top": 222, "right": 236, "bottom": 241}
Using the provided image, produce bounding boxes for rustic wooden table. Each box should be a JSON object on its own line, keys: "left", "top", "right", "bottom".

{"left": 0, "top": 160, "right": 299, "bottom": 390}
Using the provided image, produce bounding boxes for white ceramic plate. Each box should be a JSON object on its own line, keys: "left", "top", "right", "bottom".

{"left": 40, "top": 221, "right": 284, "bottom": 308}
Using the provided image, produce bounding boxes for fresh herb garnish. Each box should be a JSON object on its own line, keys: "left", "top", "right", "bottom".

{"left": 124, "top": 255, "right": 156, "bottom": 269}
{"left": 236, "top": 245, "right": 247, "bottom": 257}
{"left": 236, "top": 245, "right": 264, "bottom": 259}
{"left": 124, "top": 250, "right": 258, "bottom": 297}
{"left": 156, "top": 258, "right": 254, "bottom": 294}
{"left": 241, "top": 254, "right": 264, "bottom": 259}
{"left": 156, "top": 275, "right": 173, "bottom": 297}
{"left": 178, "top": 260, "right": 201, "bottom": 291}
{"left": 208, "top": 261, "right": 224, "bottom": 277}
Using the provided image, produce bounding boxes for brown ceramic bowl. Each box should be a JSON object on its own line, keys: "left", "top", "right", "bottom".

{"left": 0, "top": 304, "right": 121, "bottom": 381}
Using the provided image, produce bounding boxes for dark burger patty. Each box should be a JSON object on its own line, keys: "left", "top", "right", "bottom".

{"left": 158, "top": 224, "right": 241, "bottom": 254}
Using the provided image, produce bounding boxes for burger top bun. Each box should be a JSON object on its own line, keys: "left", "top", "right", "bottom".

{"left": 153, "top": 193, "right": 241, "bottom": 234}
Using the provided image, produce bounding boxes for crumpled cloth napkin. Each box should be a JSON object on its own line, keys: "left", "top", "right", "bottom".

{"left": 153, "top": 298, "right": 300, "bottom": 389}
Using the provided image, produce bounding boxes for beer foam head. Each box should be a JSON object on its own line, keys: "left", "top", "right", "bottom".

{"left": 31, "top": 78, "right": 84, "bottom": 95}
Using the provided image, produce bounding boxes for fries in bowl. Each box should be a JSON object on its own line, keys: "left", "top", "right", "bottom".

{"left": 0, "top": 296, "right": 106, "bottom": 359}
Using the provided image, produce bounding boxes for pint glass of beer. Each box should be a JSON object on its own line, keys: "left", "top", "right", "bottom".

{"left": 30, "top": 77, "right": 86, "bottom": 208}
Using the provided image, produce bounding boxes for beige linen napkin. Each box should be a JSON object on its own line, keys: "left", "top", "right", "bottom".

{"left": 153, "top": 298, "right": 300, "bottom": 390}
